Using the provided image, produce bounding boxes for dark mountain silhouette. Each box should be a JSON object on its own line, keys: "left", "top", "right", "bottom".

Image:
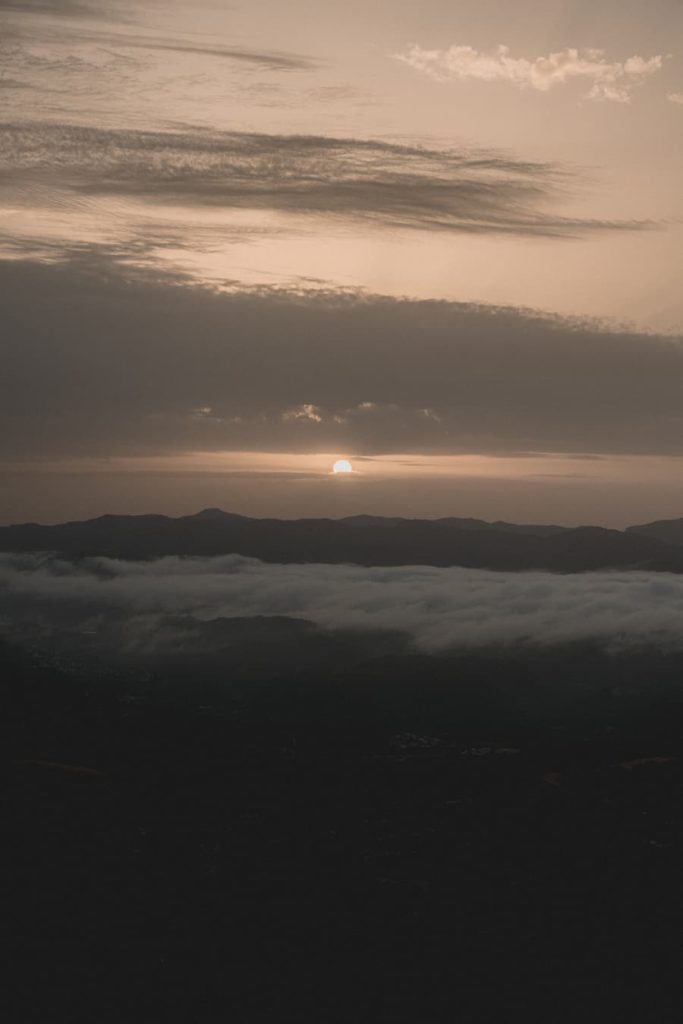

{"left": 627, "top": 517, "right": 683, "bottom": 548}
{"left": 2, "top": 509, "right": 683, "bottom": 572}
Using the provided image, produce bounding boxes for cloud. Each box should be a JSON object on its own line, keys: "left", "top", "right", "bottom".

{"left": 396, "top": 44, "right": 664, "bottom": 103}
{"left": 0, "top": 17, "right": 317, "bottom": 75}
{"left": 75, "top": 31, "right": 318, "bottom": 71}
{"left": 0, "top": 121, "right": 651, "bottom": 238}
{"left": 0, "top": 76, "right": 27, "bottom": 89}
{"left": 0, "top": 0, "right": 116, "bottom": 17}
{"left": 15, "top": 26, "right": 317, "bottom": 71}
{"left": 1, "top": 256, "right": 682, "bottom": 459}
{"left": 668, "top": 92, "right": 683, "bottom": 105}
{"left": 4, "top": 552, "right": 683, "bottom": 653}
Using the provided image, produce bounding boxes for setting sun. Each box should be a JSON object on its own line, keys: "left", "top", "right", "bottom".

{"left": 332, "top": 459, "right": 353, "bottom": 474}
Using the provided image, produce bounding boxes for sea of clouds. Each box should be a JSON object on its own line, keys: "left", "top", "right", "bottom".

{"left": 2, "top": 553, "right": 683, "bottom": 653}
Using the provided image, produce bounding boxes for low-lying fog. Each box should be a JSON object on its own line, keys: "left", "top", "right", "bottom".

{"left": 3, "top": 553, "right": 683, "bottom": 654}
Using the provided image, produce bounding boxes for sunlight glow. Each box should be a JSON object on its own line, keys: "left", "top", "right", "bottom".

{"left": 332, "top": 459, "right": 353, "bottom": 474}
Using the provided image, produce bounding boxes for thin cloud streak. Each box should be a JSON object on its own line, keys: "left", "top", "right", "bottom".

{"left": 39, "top": 28, "right": 320, "bottom": 71}
{"left": 92, "top": 34, "right": 317, "bottom": 72}
{"left": 0, "top": 0, "right": 112, "bottom": 16}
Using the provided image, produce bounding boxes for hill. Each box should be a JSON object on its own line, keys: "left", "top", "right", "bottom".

{"left": 2, "top": 509, "right": 683, "bottom": 572}
{"left": 627, "top": 517, "right": 683, "bottom": 548}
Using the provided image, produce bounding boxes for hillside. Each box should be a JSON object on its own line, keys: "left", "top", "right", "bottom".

{"left": 2, "top": 508, "right": 683, "bottom": 573}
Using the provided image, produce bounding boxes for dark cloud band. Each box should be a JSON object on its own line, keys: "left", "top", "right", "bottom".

{"left": 1, "top": 256, "right": 681, "bottom": 459}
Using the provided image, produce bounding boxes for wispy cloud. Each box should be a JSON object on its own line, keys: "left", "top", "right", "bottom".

{"left": 57, "top": 28, "right": 320, "bottom": 71}
{"left": 396, "top": 44, "right": 664, "bottom": 103}
{"left": 668, "top": 92, "right": 683, "bottom": 105}
{"left": 0, "top": 75, "right": 27, "bottom": 89}
{"left": 0, "top": 121, "right": 653, "bottom": 237}
{"left": 0, "top": 0, "right": 118, "bottom": 18}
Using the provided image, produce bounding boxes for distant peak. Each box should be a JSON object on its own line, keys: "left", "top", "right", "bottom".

{"left": 189, "top": 508, "right": 247, "bottom": 521}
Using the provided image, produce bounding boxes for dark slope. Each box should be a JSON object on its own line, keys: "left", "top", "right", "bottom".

{"left": 2, "top": 509, "right": 683, "bottom": 571}
{"left": 628, "top": 517, "right": 683, "bottom": 548}
{"left": 5, "top": 636, "right": 683, "bottom": 1022}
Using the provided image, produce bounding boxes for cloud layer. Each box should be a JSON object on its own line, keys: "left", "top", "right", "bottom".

{"left": 1, "top": 257, "right": 681, "bottom": 459}
{"left": 4, "top": 552, "right": 683, "bottom": 653}
{"left": 0, "top": 121, "right": 648, "bottom": 238}
{"left": 397, "top": 44, "right": 664, "bottom": 103}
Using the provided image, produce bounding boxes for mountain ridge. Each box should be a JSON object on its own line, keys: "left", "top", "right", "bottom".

{"left": 2, "top": 508, "right": 683, "bottom": 573}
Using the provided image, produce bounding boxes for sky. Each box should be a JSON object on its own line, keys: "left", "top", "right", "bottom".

{"left": 1, "top": 0, "right": 682, "bottom": 526}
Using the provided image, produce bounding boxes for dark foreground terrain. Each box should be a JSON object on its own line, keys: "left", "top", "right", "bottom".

{"left": 4, "top": 635, "right": 683, "bottom": 1022}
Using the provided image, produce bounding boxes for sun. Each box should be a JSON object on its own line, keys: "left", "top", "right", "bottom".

{"left": 332, "top": 459, "right": 353, "bottom": 474}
